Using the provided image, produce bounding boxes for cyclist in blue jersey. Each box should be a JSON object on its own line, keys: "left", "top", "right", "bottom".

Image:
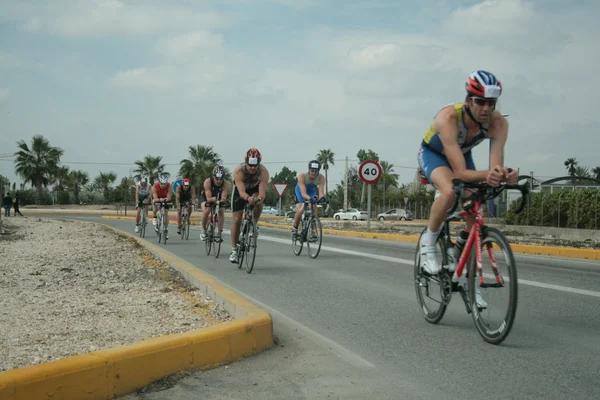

{"left": 291, "top": 160, "right": 326, "bottom": 239}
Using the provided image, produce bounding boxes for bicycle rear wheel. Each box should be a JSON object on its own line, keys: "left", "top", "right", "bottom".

{"left": 214, "top": 214, "right": 221, "bottom": 258}
{"left": 414, "top": 228, "right": 450, "bottom": 324}
{"left": 306, "top": 216, "right": 323, "bottom": 259}
{"left": 205, "top": 221, "right": 213, "bottom": 255}
{"left": 468, "top": 227, "right": 518, "bottom": 345}
{"left": 245, "top": 220, "right": 257, "bottom": 274}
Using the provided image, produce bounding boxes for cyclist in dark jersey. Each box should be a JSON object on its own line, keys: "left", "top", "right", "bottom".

{"left": 229, "top": 148, "right": 270, "bottom": 263}
{"left": 200, "top": 165, "right": 230, "bottom": 241}
{"left": 175, "top": 178, "right": 197, "bottom": 235}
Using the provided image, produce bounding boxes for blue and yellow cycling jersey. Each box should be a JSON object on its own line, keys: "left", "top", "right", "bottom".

{"left": 421, "top": 103, "right": 491, "bottom": 155}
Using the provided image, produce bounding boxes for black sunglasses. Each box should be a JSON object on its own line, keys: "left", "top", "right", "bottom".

{"left": 471, "top": 97, "right": 497, "bottom": 107}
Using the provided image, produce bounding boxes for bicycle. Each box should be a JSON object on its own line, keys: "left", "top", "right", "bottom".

{"left": 179, "top": 201, "right": 192, "bottom": 240}
{"left": 414, "top": 179, "right": 529, "bottom": 345}
{"left": 138, "top": 199, "right": 150, "bottom": 238}
{"left": 155, "top": 201, "right": 170, "bottom": 245}
{"left": 236, "top": 197, "right": 262, "bottom": 274}
{"left": 292, "top": 198, "right": 328, "bottom": 259}
{"left": 205, "top": 200, "right": 225, "bottom": 258}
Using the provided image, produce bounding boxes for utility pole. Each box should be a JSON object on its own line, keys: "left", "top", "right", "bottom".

{"left": 343, "top": 156, "right": 348, "bottom": 210}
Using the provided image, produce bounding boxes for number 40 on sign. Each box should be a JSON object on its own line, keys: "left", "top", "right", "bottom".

{"left": 358, "top": 160, "right": 382, "bottom": 185}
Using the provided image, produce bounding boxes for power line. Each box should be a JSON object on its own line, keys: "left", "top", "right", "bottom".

{"left": 0, "top": 157, "right": 419, "bottom": 170}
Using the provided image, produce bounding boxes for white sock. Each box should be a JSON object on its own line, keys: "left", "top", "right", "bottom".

{"left": 422, "top": 227, "right": 441, "bottom": 246}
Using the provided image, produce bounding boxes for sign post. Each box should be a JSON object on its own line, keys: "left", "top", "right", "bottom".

{"left": 273, "top": 183, "right": 289, "bottom": 216}
{"left": 358, "top": 159, "right": 382, "bottom": 230}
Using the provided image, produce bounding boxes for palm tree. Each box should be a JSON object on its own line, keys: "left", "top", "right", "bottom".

{"left": 564, "top": 158, "right": 578, "bottom": 185}
{"left": 380, "top": 161, "right": 399, "bottom": 207}
{"left": 316, "top": 149, "right": 335, "bottom": 199}
{"left": 592, "top": 166, "right": 600, "bottom": 180}
{"left": 14, "top": 135, "right": 64, "bottom": 204}
{"left": 178, "top": 145, "right": 222, "bottom": 190}
{"left": 68, "top": 170, "right": 89, "bottom": 204}
{"left": 52, "top": 165, "right": 71, "bottom": 204}
{"left": 94, "top": 171, "right": 117, "bottom": 204}
{"left": 133, "top": 155, "right": 168, "bottom": 184}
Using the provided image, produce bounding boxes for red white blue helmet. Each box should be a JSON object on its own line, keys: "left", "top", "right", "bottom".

{"left": 466, "top": 70, "right": 502, "bottom": 99}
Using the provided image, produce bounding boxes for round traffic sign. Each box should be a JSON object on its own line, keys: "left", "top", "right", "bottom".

{"left": 358, "top": 159, "right": 382, "bottom": 184}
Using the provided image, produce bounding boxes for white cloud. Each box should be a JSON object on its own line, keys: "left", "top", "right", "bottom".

{"left": 526, "top": 152, "right": 555, "bottom": 165}
{"left": 111, "top": 67, "right": 175, "bottom": 90}
{"left": 0, "top": 88, "right": 10, "bottom": 102}
{"left": 0, "top": 51, "right": 20, "bottom": 69}
{"left": 155, "top": 31, "right": 225, "bottom": 59}
{"left": 2, "top": 0, "right": 230, "bottom": 38}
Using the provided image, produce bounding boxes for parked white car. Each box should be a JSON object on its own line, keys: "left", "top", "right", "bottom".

{"left": 376, "top": 208, "right": 413, "bottom": 221}
{"left": 333, "top": 208, "right": 368, "bottom": 220}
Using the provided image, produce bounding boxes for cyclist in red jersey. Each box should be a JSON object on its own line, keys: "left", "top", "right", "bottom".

{"left": 151, "top": 174, "right": 172, "bottom": 236}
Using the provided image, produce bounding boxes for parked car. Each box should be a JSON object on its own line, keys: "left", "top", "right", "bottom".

{"left": 333, "top": 208, "right": 368, "bottom": 220}
{"left": 263, "top": 206, "right": 279, "bottom": 215}
{"left": 376, "top": 208, "right": 413, "bottom": 221}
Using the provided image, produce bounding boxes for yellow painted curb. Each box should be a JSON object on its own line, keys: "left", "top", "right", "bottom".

{"left": 257, "top": 221, "right": 600, "bottom": 261}
{"left": 0, "top": 222, "right": 274, "bottom": 400}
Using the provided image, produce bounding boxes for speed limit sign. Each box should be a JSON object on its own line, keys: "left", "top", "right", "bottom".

{"left": 358, "top": 159, "right": 382, "bottom": 184}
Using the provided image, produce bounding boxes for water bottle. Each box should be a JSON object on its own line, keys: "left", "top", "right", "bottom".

{"left": 446, "top": 243, "right": 458, "bottom": 272}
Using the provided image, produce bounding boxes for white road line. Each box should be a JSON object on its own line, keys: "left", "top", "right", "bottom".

{"left": 258, "top": 235, "right": 600, "bottom": 299}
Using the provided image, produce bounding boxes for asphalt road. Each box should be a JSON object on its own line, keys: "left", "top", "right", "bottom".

{"left": 40, "top": 214, "right": 600, "bottom": 400}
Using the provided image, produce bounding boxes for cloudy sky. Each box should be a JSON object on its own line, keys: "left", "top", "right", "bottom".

{"left": 0, "top": 0, "right": 598, "bottom": 189}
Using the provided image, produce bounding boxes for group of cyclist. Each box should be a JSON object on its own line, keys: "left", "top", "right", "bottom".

{"left": 133, "top": 70, "right": 518, "bottom": 290}
{"left": 132, "top": 147, "right": 329, "bottom": 263}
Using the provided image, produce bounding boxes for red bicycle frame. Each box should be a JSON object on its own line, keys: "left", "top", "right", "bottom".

{"left": 452, "top": 201, "right": 503, "bottom": 287}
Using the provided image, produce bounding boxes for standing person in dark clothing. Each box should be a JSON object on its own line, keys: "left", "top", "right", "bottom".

{"left": 13, "top": 192, "right": 24, "bottom": 216}
{"left": 3, "top": 193, "right": 12, "bottom": 217}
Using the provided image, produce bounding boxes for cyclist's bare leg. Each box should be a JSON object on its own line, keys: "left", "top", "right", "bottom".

{"left": 428, "top": 167, "right": 456, "bottom": 234}
{"left": 253, "top": 202, "right": 263, "bottom": 223}
{"left": 136, "top": 205, "right": 141, "bottom": 225}
{"left": 188, "top": 204, "right": 193, "bottom": 219}
{"left": 231, "top": 211, "right": 242, "bottom": 248}
{"left": 201, "top": 202, "right": 210, "bottom": 231}
{"left": 420, "top": 167, "right": 455, "bottom": 274}
{"left": 177, "top": 207, "right": 182, "bottom": 229}
{"left": 293, "top": 202, "right": 303, "bottom": 228}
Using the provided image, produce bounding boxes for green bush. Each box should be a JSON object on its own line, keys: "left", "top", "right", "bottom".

{"left": 505, "top": 189, "right": 600, "bottom": 229}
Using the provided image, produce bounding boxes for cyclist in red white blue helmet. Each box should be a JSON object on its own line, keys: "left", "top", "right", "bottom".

{"left": 228, "top": 148, "right": 271, "bottom": 264}
{"left": 416, "top": 70, "right": 518, "bottom": 308}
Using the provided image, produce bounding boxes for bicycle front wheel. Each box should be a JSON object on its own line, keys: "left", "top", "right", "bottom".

{"left": 162, "top": 212, "right": 168, "bottom": 245}
{"left": 185, "top": 215, "right": 190, "bottom": 240}
{"left": 245, "top": 220, "right": 257, "bottom": 274}
{"left": 156, "top": 215, "right": 162, "bottom": 243}
{"left": 140, "top": 213, "right": 146, "bottom": 238}
{"left": 306, "top": 217, "right": 323, "bottom": 259}
{"left": 468, "top": 227, "right": 518, "bottom": 345}
{"left": 214, "top": 214, "right": 221, "bottom": 259}
{"left": 205, "top": 222, "right": 213, "bottom": 255}
{"left": 237, "top": 221, "right": 247, "bottom": 268}
{"left": 292, "top": 224, "right": 304, "bottom": 256}
{"left": 414, "top": 228, "right": 449, "bottom": 324}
